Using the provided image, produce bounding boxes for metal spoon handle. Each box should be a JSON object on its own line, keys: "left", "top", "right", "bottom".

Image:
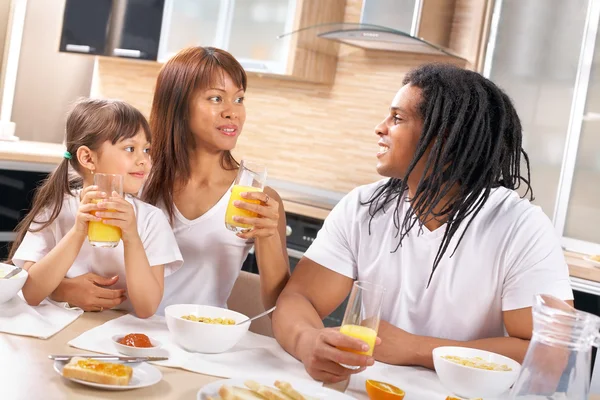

{"left": 3, "top": 267, "right": 22, "bottom": 279}
{"left": 237, "top": 306, "right": 276, "bottom": 325}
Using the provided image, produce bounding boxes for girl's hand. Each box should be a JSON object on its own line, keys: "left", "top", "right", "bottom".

{"left": 74, "top": 185, "right": 104, "bottom": 236}
{"left": 233, "top": 190, "right": 280, "bottom": 240}
{"left": 95, "top": 192, "right": 139, "bottom": 243}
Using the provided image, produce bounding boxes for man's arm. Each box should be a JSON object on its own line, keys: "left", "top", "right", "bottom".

{"left": 374, "top": 301, "right": 574, "bottom": 368}
{"left": 273, "top": 258, "right": 374, "bottom": 383}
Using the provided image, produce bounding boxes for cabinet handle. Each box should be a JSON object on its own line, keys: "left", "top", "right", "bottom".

{"left": 65, "top": 44, "right": 91, "bottom": 53}
{"left": 113, "top": 48, "right": 142, "bottom": 58}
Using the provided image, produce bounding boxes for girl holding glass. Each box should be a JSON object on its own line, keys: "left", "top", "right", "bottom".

{"left": 9, "top": 98, "right": 183, "bottom": 318}
{"left": 142, "top": 46, "right": 290, "bottom": 313}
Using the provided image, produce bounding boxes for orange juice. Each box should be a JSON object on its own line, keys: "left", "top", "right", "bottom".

{"left": 88, "top": 200, "right": 121, "bottom": 247}
{"left": 225, "top": 185, "right": 262, "bottom": 231}
{"left": 339, "top": 324, "right": 377, "bottom": 356}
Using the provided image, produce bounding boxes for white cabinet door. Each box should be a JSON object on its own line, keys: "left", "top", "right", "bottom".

{"left": 225, "top": 0, "right": 296, "bottom": 74}
{"left": 158, "top": 0, "right": 232, "bottom": 62}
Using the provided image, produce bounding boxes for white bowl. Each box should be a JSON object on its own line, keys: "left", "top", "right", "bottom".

{"left": 111, "top": 334, "right": 162, "bottom": 357}
{"left": 433, "top": 346, "right": 521, "bottom": 398}
{"left": 0, "top": 263, "right": 28, "bottom": 305}
{"left": 165, "top": 304, "right": 250, "bottom": 354}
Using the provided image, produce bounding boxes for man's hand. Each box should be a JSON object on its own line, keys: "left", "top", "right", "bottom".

{"left": 296, "top": 327, "right": 375, "bottom": 383}
{"left": 50, "top": 273, "right": 127, "bottom": 312}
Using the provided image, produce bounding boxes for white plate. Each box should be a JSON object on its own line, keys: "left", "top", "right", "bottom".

{"left": 584, "top": 256, "right": 600, "bottom": 268}
{"left": 111, "top": 334, "right": 163, "bottom": 357}
{"left": 197, "top": 377, "right": 356, "bottom": 400}
{"left": 54, "top": 358, "right": 162, "bottom": 391}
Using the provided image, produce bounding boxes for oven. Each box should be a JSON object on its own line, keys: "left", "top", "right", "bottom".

{"left": 242, "top": 211, "right": 347, "bottom": 327}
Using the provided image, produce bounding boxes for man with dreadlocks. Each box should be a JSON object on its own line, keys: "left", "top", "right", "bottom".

{"left": 272, "top": 63, "right": 573, "bottom": 383}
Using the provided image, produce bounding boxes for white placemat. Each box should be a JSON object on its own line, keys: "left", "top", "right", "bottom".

{"left": 0, "top": 293, "right": 84, "bottom": 339}
{"left": 68, "top": 314, "right": 319, "bottom": 385}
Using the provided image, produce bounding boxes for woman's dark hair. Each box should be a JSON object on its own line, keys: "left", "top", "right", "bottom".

{"left": 8, "top": 98, "right": 151, "bottom": 261}
{"left": 142, "top": 46, "right": 247, "bottom": 222}
{"left": 365, "top": 63, "right": 532, "bottom": 286}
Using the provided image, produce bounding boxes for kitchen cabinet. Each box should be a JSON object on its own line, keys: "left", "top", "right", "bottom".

{"left": 0, "top": 168, "right": 49, "bottom": 261}
{"left": 59, "top": 0, "right": 112, "bottom": 55}
{"left": 60, "top": 0, "right": 165, "bottom": 61}
{"left": 107, "top": 0, "right": 165, "bottom": 60}
{"left": 158, "top": 0, "right": 346, "bottom": 84}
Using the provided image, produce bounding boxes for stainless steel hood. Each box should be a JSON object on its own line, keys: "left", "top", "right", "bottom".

{"left": 280, "top": 0, "right": 464, "bottom": 59}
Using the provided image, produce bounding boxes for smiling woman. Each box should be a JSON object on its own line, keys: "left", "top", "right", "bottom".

{"left": 142, "top": 46, "right": 290, "bottom": 314}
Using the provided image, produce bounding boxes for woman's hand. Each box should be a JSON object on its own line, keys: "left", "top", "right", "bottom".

{"left": 95, "top": 192, "right": 139, "bottom": 243}
{"left": 233, "top": 189, "right": 280, "bottom": 240}
{"left": 73, "top": 185, "right": 104, "bottom": 236}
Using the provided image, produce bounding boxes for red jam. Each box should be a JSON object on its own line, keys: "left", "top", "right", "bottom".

{"left": 118, "top": 333, "right": 153, "bottom": 348}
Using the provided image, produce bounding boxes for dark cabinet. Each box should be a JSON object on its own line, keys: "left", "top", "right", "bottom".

{"left": 59, "top": 0, "right": 165, "bottom": 61}
{"left": 0, "top": 169, "right": 48, "bottom": 261}
{"left": 59, "top": 0, "right": 112, "bottom": 55}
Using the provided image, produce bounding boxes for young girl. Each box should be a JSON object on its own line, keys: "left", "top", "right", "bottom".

{"left": 8, "top": 98, "right": 183, "bottom": 318}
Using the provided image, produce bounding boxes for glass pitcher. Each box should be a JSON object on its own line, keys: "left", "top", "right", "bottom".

{"left": 509, "top": 294, "right": 600, "bottom": 400}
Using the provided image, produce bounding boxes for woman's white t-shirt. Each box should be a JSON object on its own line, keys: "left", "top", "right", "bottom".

{"left": 156, "top": 187, "right": 253, "bottom": 315}
{"left": 304, "top": 179, "right": 574, "bottom": 341}
{"left": 12, "top": 190, "right": 183, "bottom": 313}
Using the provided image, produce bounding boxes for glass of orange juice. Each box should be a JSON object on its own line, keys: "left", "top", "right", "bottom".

{"left": 225, "top": 160, "right": 267, "bottom": 233}
{"left": 88, "top": 173, "right": 123, "bottom": 248}
{"left": 338, "top": 281, "right": 385, "bottom": 367}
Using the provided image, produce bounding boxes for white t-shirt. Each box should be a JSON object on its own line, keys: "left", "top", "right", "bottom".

{"left": 13, "top": 190, "right": 183, "bottom": 313}
{"left": 156, "top": 186, "right": 253, "bottom": 315}
{"left": 304, "top": 179, "right": 573, "bottom": 341}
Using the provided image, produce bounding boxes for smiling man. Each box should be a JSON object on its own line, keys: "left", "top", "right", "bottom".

{"left": 272, "top": 63, "right": 573, "bottom": 383}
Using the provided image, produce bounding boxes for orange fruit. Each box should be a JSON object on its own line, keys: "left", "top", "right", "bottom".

{"left": 365, "top": 380, "right": 405, "bottom": 400}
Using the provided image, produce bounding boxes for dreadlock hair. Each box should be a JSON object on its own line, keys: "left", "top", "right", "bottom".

{"left": 364, "top": 63, "right": 533, "bottom": 287}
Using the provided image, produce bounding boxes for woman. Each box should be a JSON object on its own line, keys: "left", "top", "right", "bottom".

{"left": 143, "top": 46, "right": 289, "bottom": 314}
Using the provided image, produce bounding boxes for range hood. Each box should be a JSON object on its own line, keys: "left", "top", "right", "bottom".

{"left": 280, "top": 0, "right": 464, "bottom": 59}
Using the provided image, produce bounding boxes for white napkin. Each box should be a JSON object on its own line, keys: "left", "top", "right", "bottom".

{"left": 0, "top": 293, "right": 84, "bottom": 339}
{"left": 68, "top": 314, "right": 321, "bottom": 387}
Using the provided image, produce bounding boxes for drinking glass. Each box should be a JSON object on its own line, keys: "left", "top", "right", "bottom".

{"left": 88, "top": 173, "right": 123, "bottom": 248}
{"left": 338, "top": 281, "right": 385, "bottom": 368}
{"left": 225, "top": 160, "right": 267, "bottom": 233}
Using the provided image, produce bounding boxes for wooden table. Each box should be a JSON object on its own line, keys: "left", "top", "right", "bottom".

{"left": 0, "top": 310, "right": 221, "bottom": 399}
{"left": 3, "top": 310, "right": 600, "bottom": 400}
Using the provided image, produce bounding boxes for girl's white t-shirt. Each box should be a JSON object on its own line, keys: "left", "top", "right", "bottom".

{"left": 12, "top": 190, "right": 183, "bottom": 312}
{"left": 304, "top": 179, "right": 574, "bottom": 341}
{"left": 156, "top": 186, "right": 254, "bottom": 315}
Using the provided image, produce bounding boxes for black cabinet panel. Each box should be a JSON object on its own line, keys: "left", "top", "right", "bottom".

{"left": 59, "top": 0, "right": 112, "bottom": 55}
{"left": 112, "top": 0, "right": 165, "bottom": 60}
{"left": 60, "top": 0, "right": 165, "bottom": 61}
{"left": 0, "top": 169, "right": 49, "bottom": 261}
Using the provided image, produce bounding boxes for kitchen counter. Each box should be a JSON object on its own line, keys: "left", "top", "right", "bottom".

{"left": 3, "top": 141, "right": 600, "bottom": 287}
{"left": 0, "top": 139, "right": 64, "bottom": 165}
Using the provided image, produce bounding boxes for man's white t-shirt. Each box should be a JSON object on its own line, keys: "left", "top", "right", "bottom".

{"left": 13, "top": 190, "right": 183, "bottom": 313}
{"left": 304, "top": 179, "right": 573, "bottom": 341}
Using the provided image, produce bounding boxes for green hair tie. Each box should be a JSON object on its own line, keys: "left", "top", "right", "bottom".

{"left": 63, "top": 151, "right": 72, "bottom": 160}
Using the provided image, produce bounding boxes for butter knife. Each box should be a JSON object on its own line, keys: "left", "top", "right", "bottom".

{"left": 3, "top": 267, "right": 22, "bottom": 279}
{"left": 49, "top": 354, "right": 168, "bottom": 362}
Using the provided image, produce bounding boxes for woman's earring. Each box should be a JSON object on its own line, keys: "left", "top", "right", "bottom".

{"left": 90, "top": 169, "right": 94, "bottom": 175}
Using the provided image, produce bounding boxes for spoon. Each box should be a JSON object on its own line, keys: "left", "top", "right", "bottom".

{"left": 3, "top": 267, "right": 22, "bottom": 279}
{"left": 236, "top": 306, "right": 276, "bottom": 326}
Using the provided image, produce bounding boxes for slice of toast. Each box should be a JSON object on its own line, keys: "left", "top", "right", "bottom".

{"left": 219, "top": 385, "right": 266, "bottom": 400}
{"left": 244, "top": 380, "right": 294, "bottom": 400}
{"left": 62, "top": 357, "right": 133, "bottom": 386}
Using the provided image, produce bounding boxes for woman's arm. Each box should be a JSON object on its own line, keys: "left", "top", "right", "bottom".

{"left": 234, "top": 187, "right": 290, "bottom": 309}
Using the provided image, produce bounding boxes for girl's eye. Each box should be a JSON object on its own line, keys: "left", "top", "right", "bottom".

{"left": 209, "top": 96, "right": 222, "bottom": 102}
{"left": 125, "top": 146, "right": 134, "bottom": 152}
{"left": 234, "top": 97, "right": 245, "bottom": 104}
{"left": 143, "top": 148, "right": 151, "bottom": 154}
